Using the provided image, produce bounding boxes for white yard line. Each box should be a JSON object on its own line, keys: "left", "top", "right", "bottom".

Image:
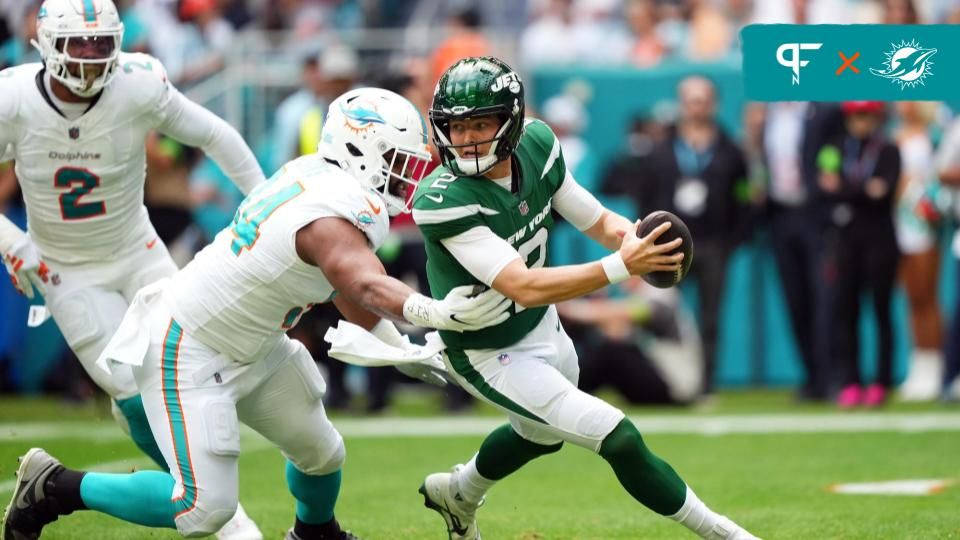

{"left": 2, "top": 412, "right": 960, "bottom": 443}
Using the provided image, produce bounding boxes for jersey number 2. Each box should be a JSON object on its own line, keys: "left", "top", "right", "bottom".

{"left": 230, "top": 181, "right": 305, "bottom": 255}
{"left": 55, "top": 167, "right": 105, "bottom": 220}
{"left": 514, "top": 228, "right": 549, "bottom": 313}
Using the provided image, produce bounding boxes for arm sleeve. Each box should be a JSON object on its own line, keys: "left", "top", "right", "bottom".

{"left": 155, "top": 89, "right": 265, "bottom": 195}
{"left": 440, "top": 226, "right": 522, "bottom": 286}
{"left": 553, "top": 170, "right": 605, "bottom": 231}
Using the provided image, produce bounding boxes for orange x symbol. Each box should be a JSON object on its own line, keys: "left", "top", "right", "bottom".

{"left": 836, "top": 51, "right": 860, "bottom": 75}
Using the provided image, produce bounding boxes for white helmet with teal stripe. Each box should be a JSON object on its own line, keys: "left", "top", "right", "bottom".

{"left": 33, "top": 0, "right": 124, "bottom": 98}
{"left": 318, "top": 87, "right": 432, "bottom": 216}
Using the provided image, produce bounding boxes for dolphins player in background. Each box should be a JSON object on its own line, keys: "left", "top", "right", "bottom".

{"left": 2, "top": 87, "right": 512, "bottom": 540}
{"left": 0, "top": 1, "right": 265, "bottom": 537}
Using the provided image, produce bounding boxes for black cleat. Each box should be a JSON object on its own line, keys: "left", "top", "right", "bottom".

{"left": 2, "top": 448, "right": 64, "bottom": 540}
{"left": 284, "top": 526, "right": 361, "bottom": 540}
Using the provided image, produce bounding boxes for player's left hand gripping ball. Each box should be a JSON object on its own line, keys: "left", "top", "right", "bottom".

{"left": 2, "top": 236, "right": 50, "bottom": 299}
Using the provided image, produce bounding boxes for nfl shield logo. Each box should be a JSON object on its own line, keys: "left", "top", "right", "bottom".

{"left": 68, "top": 127, "right": 80, "bottom": 140}
{"left": 518, "top": 201, "right": 529, "bottom": 216}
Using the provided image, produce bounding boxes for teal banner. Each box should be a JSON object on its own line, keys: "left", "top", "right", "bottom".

{"left": 742, "top": 25, "right": 953, "bottom": 101}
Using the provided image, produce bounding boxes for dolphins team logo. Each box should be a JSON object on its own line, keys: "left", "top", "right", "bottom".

{"left": 341, "top": 101, "right": 386, "bottom": 134}
{"left": 870, "top": 39, "right": 937, "bottom": 90}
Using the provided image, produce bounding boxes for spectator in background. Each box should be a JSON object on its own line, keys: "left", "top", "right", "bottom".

{"left": 763, "top": 102, "right": 845, "bottom": 402}
{"left": 520, "top": 0, "right": 578, "bottom": 68}
{"left": 893, "top": 101, "right": 944, "bottom": 401}
{"left": 600, "top": 115, "right": 667, "bottom": 207}
{"left": 542, "top": 93, "right": 599, "bottom": 190}
{"left": 430, "top": 6, "right": 489, "bottom": 84}
{"left": 558, "top": 279, "right": 703, "bottom": 405}
{"left": 817, "top": 101, "right": 901, "bottom": 408}
{"left": 623, "top": 0, "right": 665, "bottom": 67}
{"left": 685, "top": 0, "right": 735, "bottom": 61}
{"left": 646, "top": 75, "right": 749, "bottom": 397}
{"left": 935, "top": 114, "right": 960, "bottom": 401}
{"left": 270, "top": 44, "right": 359, "bottom": 172}
{"left": 174, "top": 0, "right": 235, "bottom": 87}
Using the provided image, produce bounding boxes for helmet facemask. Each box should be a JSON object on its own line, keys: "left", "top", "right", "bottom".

{"left": 431, "top": 110, "right": 514, "bottom": 177}
{"left": 378, "top": 146, "right": 432, "bottom": 216}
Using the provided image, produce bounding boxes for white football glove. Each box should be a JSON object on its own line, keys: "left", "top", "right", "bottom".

{"left": 1, "top": 225, "right": 50, "bottom": 300}
{"left": 402, "top": 285, "right": 511, "bottom": 332}
{"left": 369, "top": 319, "right": 449, "bottom": 387}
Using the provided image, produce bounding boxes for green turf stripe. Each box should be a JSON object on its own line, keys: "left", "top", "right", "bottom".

{"left": 161, "top": 319, "right": 198, "bottom": 516}
{"left": 447, "top": 348, "right": 545, "bottom": 424}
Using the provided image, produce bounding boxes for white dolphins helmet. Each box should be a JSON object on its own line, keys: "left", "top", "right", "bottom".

{"left": 318, "top": 87, "right": 432, "bottom": 216}
{"left": 33, "top": 0, "right": 124, "bottom": 98}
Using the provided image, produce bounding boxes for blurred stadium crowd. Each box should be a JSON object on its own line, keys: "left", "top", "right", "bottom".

{"left": 2, "top": 0, "right": 960, "bottom": 411}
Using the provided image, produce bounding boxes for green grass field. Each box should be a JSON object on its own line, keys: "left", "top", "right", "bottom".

{"left": 1, "top": 392, "right": 958, "bottom": 539}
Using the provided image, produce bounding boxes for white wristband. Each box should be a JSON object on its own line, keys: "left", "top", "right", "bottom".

{"left": 0, "top": 213, "right": 26, "bottom": 254}
{"left": 402, "top": 293, "right": 435, "bottom": 328}
{"left": 600, "top": 253, "right": 630, "bottom": 284}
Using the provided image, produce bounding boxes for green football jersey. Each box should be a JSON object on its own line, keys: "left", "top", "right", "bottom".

{"left": 413, "top": 119, "right": 567, "bottom": 351}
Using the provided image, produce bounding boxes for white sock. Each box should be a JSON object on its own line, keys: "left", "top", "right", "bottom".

{"left": 669, "top": 486, "right": 755, "bottom": 539}
{"left": 454, "top": 454, "right": 496, "bottom": 505}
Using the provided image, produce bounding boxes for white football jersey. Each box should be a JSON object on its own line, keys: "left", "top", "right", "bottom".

{"left": 166, "top": 154, "right": 391, "bottom": 362}
{"left": 0, "top": 53, "right": 178, "bottom": 264}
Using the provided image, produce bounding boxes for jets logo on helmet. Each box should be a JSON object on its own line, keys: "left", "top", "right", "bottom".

{"left": 318, "top": 88, "right": 432, "bottom": 216}
{"left": 33, "top": 0, "right": 124, "bottom": 98}
{"left": 430, "top": 56, "right": 526, "bottom": 177}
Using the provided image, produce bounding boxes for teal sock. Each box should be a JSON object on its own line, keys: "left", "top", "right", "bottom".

{"left": 285, "top": 461, "right": 341, "bottom": 524}
{"left": 80, "top": 471, "right": 178, "bottom": 528}
{"left": 475, "top": 424, "right": 562, "bottom": 480}
{"left": 599, "top": 419, "right": 687, "bottom": 515}
{"left": 114, "top": 395, "right": 169, "bottom": 471}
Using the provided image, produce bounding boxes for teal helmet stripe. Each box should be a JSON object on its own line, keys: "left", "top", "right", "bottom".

{"left": 82, "top": 0, "right": 98, "bottom": 23}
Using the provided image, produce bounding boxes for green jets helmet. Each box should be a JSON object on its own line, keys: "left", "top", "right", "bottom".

{"left": 430, "top": 56, "right": 526, "bottom": 176}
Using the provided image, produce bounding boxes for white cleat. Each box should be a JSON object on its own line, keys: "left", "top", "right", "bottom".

{"left": 705, "top": 517, "right": 760, "bottom": 540}
{"left": 215, "top": 502, "right": 262, "bottom": 540}
{"left": 419, "top": 465, "right": 482, "bottom": 540}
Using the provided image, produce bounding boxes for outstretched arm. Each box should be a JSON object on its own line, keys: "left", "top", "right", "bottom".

{"left": 296, "top": 217, "right": 510, "bottom": 331}
{"left": 442, "top": 220, "right": 682, "bottom": 309}
{"left": 156, "top": 89, "right": 266, "bottom": 195}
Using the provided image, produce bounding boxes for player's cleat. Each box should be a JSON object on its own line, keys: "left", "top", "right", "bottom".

{"left": 708, "top": 517, "right": 761, "bottom": 540}
{"left": 863, "top": 384, "right": 887, "bottom": 408}
{"left": 215, "top": 502, "right": 263, "bottom": 540}
{"left": 284, "top": 526, "right": 361, "bottom": 540}
{"left": 419, "top": 465, "right": 482, "bottom": 540}
{"left": 1, "top": 448, "right": 64, "bottom": 540}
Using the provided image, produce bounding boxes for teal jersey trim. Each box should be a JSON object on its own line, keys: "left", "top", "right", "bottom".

{"left": 161, "top": 319, "right": 199, "bottom": 518}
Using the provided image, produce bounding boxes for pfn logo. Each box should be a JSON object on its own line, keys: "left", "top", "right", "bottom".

{"left": 777, "top": 43, "right": 823, "bottom": 85}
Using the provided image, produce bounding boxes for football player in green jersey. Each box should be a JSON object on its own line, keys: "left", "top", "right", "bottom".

{"left": 412, "top": 57, "right": 758, "bottom": 540}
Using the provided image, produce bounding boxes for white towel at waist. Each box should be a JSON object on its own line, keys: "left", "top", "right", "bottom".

{"left": 324, "top": 320, "right": 446, "bottom": 369}
{"left": 96, "top": 278, "right": 169, "bottom": 373}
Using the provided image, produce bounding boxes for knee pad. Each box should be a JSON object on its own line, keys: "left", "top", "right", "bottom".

{"left": 203, "top": 399, "right": 241, "bottom": 458}
{"left": 288, "top": 431, "right": 345, "bottom": 476}
{"left": 599, "top": 419, "right": 647, "bottom": 461}
{"left": 176, "top": 494, "right": 238, "bottom": 538}
{"left": 50, "top": 289, "right": 110, "bottom": 352}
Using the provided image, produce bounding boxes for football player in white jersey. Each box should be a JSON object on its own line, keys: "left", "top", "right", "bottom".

{"left": 0, "top": 1, "right": 265, "bottom": 538}
{"left": 2, "top": 87, "right": 512, "bottom": 540}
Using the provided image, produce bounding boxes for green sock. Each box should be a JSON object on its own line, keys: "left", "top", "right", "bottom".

{"left": 475, "top": 424, "right": 562, "bottom": 480}
{"left": 599, "top": 419, "right": 687, "bottom": 515}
